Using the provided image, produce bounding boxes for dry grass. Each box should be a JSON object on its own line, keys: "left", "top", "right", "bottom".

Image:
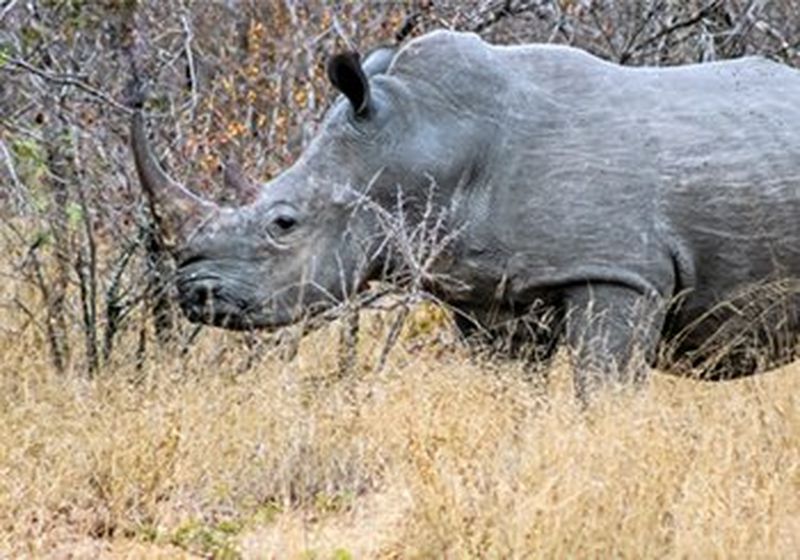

{"left": 1, "top": 286, "right": 798, "bottom": 559}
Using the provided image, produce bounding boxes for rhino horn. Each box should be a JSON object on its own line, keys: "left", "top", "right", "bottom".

{"left": 223, "top": 159, "right": 260, "bottom": 204}
{"left": 131, "top": 110, "right": 217, "bottom": 247}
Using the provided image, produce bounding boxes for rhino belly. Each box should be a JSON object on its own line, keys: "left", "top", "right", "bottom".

{"left": 660, "top": 272, "right": 800, "bottom": 379}
{"left": 662, "top": 230, "right": 800, "bottom": 379}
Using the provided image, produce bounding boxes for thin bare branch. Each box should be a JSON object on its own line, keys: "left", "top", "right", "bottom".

{"left": 5, "top": 58, "right": 133, "bottom": 114}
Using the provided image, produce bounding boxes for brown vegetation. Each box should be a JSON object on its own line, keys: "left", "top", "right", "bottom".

{"left": 1, "top": 1, "right": 799, "bottom": 557}
{"left": 1, "top": 299, "right": 798, "bottom": 557}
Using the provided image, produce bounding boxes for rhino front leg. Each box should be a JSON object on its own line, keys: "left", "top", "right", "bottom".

{"left": 563, "top": 284, "right": 665, "bottom": 402}
{"left": 453, "top": 305, "right": 562, "bottom": 380}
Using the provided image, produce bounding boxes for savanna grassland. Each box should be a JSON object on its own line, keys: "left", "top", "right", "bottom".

{"left": 1, "top": 268, "right": 799, "bottom": 558}
{"left": 2, "top": 1, "right": 800, "bottom": 558}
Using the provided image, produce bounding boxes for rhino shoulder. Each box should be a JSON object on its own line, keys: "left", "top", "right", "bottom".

{"left": 404, "top": 29, "right": 485, "bottom": 52}
{"left": 390, "top": 29, "right": 490, "bottom": 76}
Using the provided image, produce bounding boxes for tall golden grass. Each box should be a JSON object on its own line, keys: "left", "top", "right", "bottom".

{"left": 1, "top": 267, "right": 798, "bottom": 559}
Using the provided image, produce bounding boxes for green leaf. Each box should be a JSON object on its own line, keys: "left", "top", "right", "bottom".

{"left": 171, "top": 519, "right": 242, "bottom": 559}
{"left": 0, "top": 43, "right": 12, "bottom": 68}
{"left": 20, "top": 25, "right": 44, "bottom": 49}
{"left": 11, "top": 138, "right": 46, "bottom": 166}
{"left": 30, "top": 230, "right": 52, "bottom": 250}
{"left": 66, "top": 202, "right": 83, "bottom": 229}
{"left": 332, "top": 549, "right": 354, "bottom": 560}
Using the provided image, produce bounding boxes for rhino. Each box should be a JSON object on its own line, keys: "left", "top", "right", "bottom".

{"left": 132, "top": 30, "right": 800, "bottom": 398}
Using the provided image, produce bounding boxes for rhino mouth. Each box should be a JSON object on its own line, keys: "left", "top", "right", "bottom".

{"left": 175, "top": 252, "right": 352, "bottom": 330}
{"left": 180, "top": 299, "right": 257, "bottom": 330}
{"left": 176, "top": 276, "right": 336, "bottom": 331}
{"left": 175, "top": 272, "right": 274, "bottom": 330}
{"left": 178, "top": 284, "right": 247, "bottom": 331}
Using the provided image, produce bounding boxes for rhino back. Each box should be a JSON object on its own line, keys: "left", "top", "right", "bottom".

{"left": 391, "top": 31, "right": 800, "bottom": 315}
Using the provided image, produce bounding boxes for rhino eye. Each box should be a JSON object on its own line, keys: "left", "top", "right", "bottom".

{"left": 265, "top": 203, "right": 300, "bottom": 239}
{"left": 273, "top": 215, "right": 297, "bottom": 233}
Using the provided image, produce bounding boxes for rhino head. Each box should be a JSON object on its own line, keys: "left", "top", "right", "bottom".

{"left": 132, "top": 41, "right": 477, "bottom": 330}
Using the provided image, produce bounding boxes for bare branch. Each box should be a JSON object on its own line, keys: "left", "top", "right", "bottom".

{"left": 179, "top": 6, "right": 199, "bottom": 114}
{"left": 624, "top": 0, "right": 725, "bottom": 61}
{"left": 0, "top": 139, "right": 30, "bottom": 211}
{"left": 0, "top": 0, "right": 19, "bottom": 23}
{"left": 5, "top": 58, "right": 133, "bottom": 114}
{"left": 469, "top": 0, "right": 537, "bottom": 34}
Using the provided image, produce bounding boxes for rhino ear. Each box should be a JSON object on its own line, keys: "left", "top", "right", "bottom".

{"left": 327, "top": 52, "right": 371, "bottom": 118}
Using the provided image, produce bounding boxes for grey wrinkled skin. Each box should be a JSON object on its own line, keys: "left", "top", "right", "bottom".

{"left": 134, "top": 30, "right": 800, "bottom": 398}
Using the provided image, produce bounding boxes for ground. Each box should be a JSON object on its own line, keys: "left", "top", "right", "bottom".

{"left": 0, "top": 304, "right": 798, "bottom": 558}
